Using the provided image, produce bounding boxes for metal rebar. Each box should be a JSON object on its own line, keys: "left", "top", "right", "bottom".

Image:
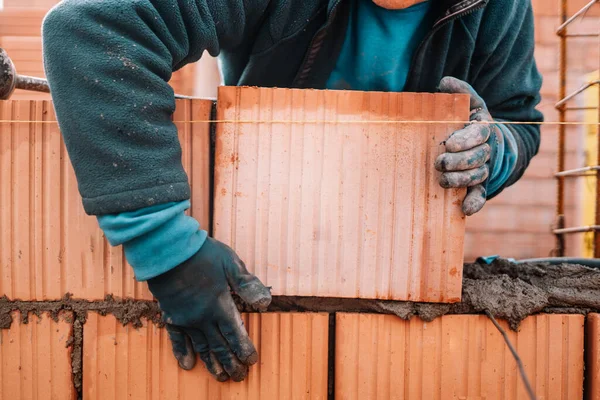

{"left": 555, "top": 165, "right": 600, "bottom": 177}
{"left": 556, "top": 0, "right": 599, "bottom": 35}
{"left": 595, "top": 31, "right": 600, "bottom": 258}
{"left": 565, "top": 106, "right": 600, "bottom": 111}
{"left": 564, "top": 33, "right": 600, "bottom": 38}
{"left": 556, "top": 0, "right": 568, "bottom": 256}
{"left": 555, "top": 80, "right": 600, "bottom": 109}
{"left": 553, "top": 225, "right": 600, "bottom": 234}
{"left": 485, "top": 311, "right": 537, "bottom": 400}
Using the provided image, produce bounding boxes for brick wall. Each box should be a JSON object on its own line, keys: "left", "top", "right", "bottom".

{"left": 191, "top": 2, "right": 600, "bottom": 260}
{"left": 2, "top": 1, "right": 598, "bottom": 259}
{"left": 467, "top": 1, "right": 599, "bottom": 259}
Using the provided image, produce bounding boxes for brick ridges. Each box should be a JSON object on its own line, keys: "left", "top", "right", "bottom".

{"left": 83, "top": 313, "right": 329, "bottom": 400}
{"left": 0, "top": 99, "right": 211, "bottom": 301}
{"left": 335, "top": 313, "right": 585, "bottom": 400}
{"left": 0, "top": 311, "right": 76, "bottom": 400}
{"left": 214, "top": 87, "right": 468, "bottom": 302}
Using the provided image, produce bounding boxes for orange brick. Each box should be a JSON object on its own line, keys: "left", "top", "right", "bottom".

{"left": 0, "top": 8, "right": 46, "bottom": 37}
{"left": 214, "top": 87, "right": 469, "bottom": 302}
{"left": 83, "top": 313, "right": 329, "bottom": 400}
{"left": 0, "top": 311, "right": 76, "bottom": 400}
{"left": 535, "top": 43, "right": 559, "bottom": 73}
{"left": 466, "top": 203, "right": 556, "bottom": 234}
{"left": 170, "top": 64, "right": 198, "bottom": 97}
{"left": 335, "top": 313, "right": 584, "bottom": 400}
{"left": 532, "top": 0, "right": 600, "bottom": 17}
{"left": 3, "top": 1, "right": 59, "bottom": 8}
{"left": 535, "top": 15, "right": 560, "bottom": 45}
{"left": 0, "top": 99, "right": 211, "bottom": 300}
{"left": 463, "top": 231, "right": 555, "bottom": 260}
{"left": 587, "top": 314, "right": 600, "bottom": 400}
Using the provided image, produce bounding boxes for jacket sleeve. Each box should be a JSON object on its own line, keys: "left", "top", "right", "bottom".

{"left": 42, "top": 0, "right": 262, "bottom": 215}
{"left": 469, "top": 0, "right": 544, "bottom": 199}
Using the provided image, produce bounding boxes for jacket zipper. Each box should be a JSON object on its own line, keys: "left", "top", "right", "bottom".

{"left": 292, "top": 0, "right": 342, "bottom": 87}
{"left": 294, "top": 0, "right": 486, "bottom": 88}
{"left": 433, "top": 0, "right": 487, "bottom": 29}
{"left": 405, "top": 0, "right": 487, "bottom": 89}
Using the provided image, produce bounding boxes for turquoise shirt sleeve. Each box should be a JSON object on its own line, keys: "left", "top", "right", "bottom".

{"left": 97, "top": 200, "right": 207, "bottom": 281}
{"left": 487, "top": 122, "right": 519, "bottom": 197}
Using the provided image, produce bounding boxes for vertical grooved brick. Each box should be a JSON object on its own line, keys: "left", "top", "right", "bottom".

{"left": 0, "top": 99, "right": 211, "bottom": 300}
{"left": 83, "top": 313, "right": 329, "bottom": 400}
{"left": 213, "top": 87, "right": 468, "bottom": 302}
{"left": 335, "top": 313, "right": 584, "bottom": 400}
{"left": 0, "top": 311, "right": 76, "bottom": 400}
{"left": 586, "top": 314, "right": 600, "bottom": 400}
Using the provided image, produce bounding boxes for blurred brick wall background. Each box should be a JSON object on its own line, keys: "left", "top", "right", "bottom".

{"left": 1, "top": 0, "right": 598, "bottom": 260}
{"left": 467, "top": 0, "right": 599, "bottom": 260}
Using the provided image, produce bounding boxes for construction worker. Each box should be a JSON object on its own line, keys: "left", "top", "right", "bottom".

{"left": 41, "top": 0, "right": 542, "bottom": 383}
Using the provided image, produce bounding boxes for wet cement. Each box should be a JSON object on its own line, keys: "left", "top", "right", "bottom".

{"left": 244, "top": 258, "right": 600, "bottom": 330}
{"left": 2, "top": 259, "right": 600, "bottom": 332}
{"left": 0, "top": 294, "right": 162, "bottom": 329}
{"left": 70, "top": 320, "right": 84, "bottom": 395}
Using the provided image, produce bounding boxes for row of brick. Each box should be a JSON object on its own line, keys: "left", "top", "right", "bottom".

{"left": 1, "top": 312, "right": 595, "bottom": 400}
{"left": 1, "top": 90, "right": 468, "bottom": 303}
{"left": 0, "top": 92, "right": 588, "bottom": 301}
{"left": 1, "top": 5, "right": 592, "bottom": 264}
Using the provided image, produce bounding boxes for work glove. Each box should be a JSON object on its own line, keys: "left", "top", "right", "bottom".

{"left": 435, "top": 76, "right": 498, "bottom": 216}
{"left": 147, "top": 237, "right": 272, "bottom": 382}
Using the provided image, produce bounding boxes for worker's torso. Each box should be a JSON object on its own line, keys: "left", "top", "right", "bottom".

{"left": 217, "top": 0, "right": 489, "bottom": 93}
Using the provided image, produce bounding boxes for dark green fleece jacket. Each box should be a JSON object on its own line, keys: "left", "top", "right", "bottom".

{"left": 42, "top": 0, "right": 543, "bottom": 216}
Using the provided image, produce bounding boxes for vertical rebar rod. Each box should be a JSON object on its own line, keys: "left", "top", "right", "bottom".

{"left": 595, "top": 32, "right": 600, "bottom": 258}
{"left": 556, "top": 0, "right": 568, "bottom": 256}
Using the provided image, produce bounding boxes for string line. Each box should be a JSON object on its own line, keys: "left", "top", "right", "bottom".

{"left": 0, "top": 119, "right": 598, "bottom": 126}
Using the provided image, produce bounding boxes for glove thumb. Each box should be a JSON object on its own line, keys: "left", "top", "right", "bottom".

{"left": 224, "top": 255, "right": 272, "bottom": 312}
{"left": 438, "top": 76, "right": 486, "bottom": 111}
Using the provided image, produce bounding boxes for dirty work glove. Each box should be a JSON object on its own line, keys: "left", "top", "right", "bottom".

{"left": 435, "top": 76, "right": 518, "bottom": 215}
{"left": 147, "top": 237, "right": 272, "bottom": 382}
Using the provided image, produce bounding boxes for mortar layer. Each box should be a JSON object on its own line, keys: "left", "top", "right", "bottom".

{"left": 1, "top": 259, "right": 600, "bottom": 331}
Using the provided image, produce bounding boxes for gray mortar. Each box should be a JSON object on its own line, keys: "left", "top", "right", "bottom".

{"left": 244, "top": 259, "right": 600, "bottom": 330}
{"left": 3, "top": 259, "right": 600, "bottom": 331}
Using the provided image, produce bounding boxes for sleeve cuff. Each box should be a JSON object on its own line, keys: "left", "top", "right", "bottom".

{"left": 97, "top": 200, "right": 207, "bottom": 281}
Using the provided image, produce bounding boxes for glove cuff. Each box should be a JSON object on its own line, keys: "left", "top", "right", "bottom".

{"left": 486, "top": 121, "right": 519, "bottom": 197}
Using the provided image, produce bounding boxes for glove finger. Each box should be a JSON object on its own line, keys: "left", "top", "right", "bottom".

{"left": 218, "top": 300, "right": 258, "bottom": 366}
{"left": 165, "top": 324, "right": 196, "bottom": 370}
{"left": 438, "top": 76, "right": 486, "bottom": 111}
{"left": 435, "top": 143, "right": 490, "bottom": 172}
{"left": 205, "top": 325, "right": 249, "bottom": 382}
{"left": 444, "top": 123, "right": 491, "bottom": 153}
{"left": 440, "top": 165, "right": 489, "bottom": 189}
{"left": 225, "top": 254, "right": 272, "bottom": 312}
{"left": 462, "top": 184, "right": 487, "bottom": 216}
{"left": 188, "top": 329, "right": 229, "bottom": 382}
